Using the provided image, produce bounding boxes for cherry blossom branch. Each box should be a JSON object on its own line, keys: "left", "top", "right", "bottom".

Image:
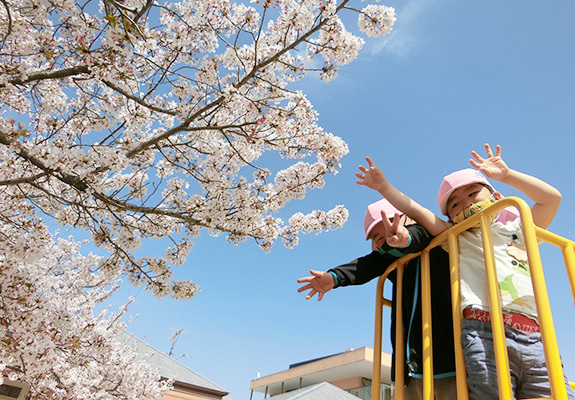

{"left": 0, "top": 0, "right": 12, "bottom": 49}
{"left": 0, "top": 172, "right": 49, "bottom": 186}
{"left": 101, "top": 79, "right": 179, "bottom": 116}
{"left": 134, "top": 0, "right": 154, "bottom": 23}
{"left": 5, "top": 65, "right": 91, "bottom": 86}
{"left": 127, "top": 0, "right": 351, "bottom": 156}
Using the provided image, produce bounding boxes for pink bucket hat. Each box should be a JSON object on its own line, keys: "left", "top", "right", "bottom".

{"left": 437, "top": 168, "right": 494, "bottom": 215}
{"left": 364, "top": 199, "right": 401, "bottom": 240}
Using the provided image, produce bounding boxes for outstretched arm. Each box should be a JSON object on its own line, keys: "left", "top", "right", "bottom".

{"left": 296, "top": 224, "right": 433, "bottom": 301}
{"left": 470, "top": 144, "right": 561, "bottom": 228}
{"left": 356, "top": 156, "right": 448, "bottom": 236}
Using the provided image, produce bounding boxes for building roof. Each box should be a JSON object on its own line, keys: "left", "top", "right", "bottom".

{"left": 249, "top": 347, "right": 391, "bottom": 395}
{"left": 262, "top": 382, "right": 360, "bottom": 400}
{"left": 118, "top": 331, "right": 233, "bottom": 399}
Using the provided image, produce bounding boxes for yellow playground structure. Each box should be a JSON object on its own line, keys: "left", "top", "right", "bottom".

{"left": 371, "top": 197, "right": 575, "bottom": 400}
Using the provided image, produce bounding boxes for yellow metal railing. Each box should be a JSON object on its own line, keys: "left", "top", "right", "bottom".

{"left": 371, "top": 196, "right": 575, "bottom": 400}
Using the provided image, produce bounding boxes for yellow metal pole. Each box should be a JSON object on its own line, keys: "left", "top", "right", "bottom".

{"left": 420, "top": 250, "right": 434, "bottom": 400}
{"left": 562, "top": 243, "right": 575, "bottom": 308}
{"left": 515, "top": 200, "right": 568, "bottom": 400}
{"left": 372, "top": 274, "right": 385, "bottom": 400}
{"left": 447, "top": 232, "right": 470, "bottom": 400}
{"left": 395, "top": 263, "right": 406, "bottom": 400}
{"left": 533, "top": 227, "right": 575, "bottom": 311}
{"left": 479, "top": 214, "right": 513, "bottom": 400}
{"left": 372, "top": 257, "right": 417, "bottom": 400}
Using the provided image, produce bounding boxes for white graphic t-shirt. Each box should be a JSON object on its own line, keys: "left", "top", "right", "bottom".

{"left": 456, "top": 218, "right": 537, "bottom": 320}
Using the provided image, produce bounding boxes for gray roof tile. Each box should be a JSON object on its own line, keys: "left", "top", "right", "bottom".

{"left": 118, "top": 331, "right": 231, "bottom": 396}
{"left": 265, "top": 382, "right": 361, "bottom": 400}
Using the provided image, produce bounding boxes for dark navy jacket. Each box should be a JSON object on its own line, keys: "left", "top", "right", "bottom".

{"left": 328, "top": 224, "right": 456, "bottom": 382}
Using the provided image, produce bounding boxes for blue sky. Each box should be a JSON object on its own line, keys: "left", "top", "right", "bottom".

{"left": 103, "top": 1, "right": 575, "bottom": 399}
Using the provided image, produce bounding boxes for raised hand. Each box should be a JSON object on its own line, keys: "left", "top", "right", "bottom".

{"left": 470, "top": 143, "right": 510, "bottom": 181}
{"left": 356, "top": 156, "right": 388, "bottom": 192}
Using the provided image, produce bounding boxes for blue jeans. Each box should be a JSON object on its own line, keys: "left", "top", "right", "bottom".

{"left": 461, "top": 319, "right": 575, "bottom": 400}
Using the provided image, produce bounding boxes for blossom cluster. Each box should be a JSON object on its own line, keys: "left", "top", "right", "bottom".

{"left": 0, "top": 0, "right": 395, "bottom": 397}
{"left": 0, "top": 199, "right": 170, "bottom": 400}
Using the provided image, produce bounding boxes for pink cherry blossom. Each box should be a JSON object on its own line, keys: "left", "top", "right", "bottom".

{"left": 0, "top": 0, "right": 395, "bottom": 397}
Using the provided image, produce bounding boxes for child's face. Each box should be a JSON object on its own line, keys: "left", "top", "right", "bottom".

{"left": 368, "top": 222, "right": 388, "bottom": 249}
{"left": 446, "top": 183, "right": 493, "bottom": 220}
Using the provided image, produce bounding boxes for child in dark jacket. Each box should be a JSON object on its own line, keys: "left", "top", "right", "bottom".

{"left": 297, "top": 199, "right": 457, "bottom": 399}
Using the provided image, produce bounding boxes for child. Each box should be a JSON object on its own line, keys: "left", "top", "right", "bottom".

{"left": 297, "top": 199, "right": 457, "bottom": 399}
{"left": 356, "top": 143, "right": 574, "bottom": 400}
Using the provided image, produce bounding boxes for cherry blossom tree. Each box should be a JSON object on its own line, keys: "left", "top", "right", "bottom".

{"left": 0, "top": 216, "right": 171, "bottom": 400}
{"left": 0, "top": 0, "right": 395, "bottom": 398}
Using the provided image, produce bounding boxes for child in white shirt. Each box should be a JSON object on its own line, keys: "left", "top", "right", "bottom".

{"left": 356, "top": 143, "right": 574, "bottom": 400}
